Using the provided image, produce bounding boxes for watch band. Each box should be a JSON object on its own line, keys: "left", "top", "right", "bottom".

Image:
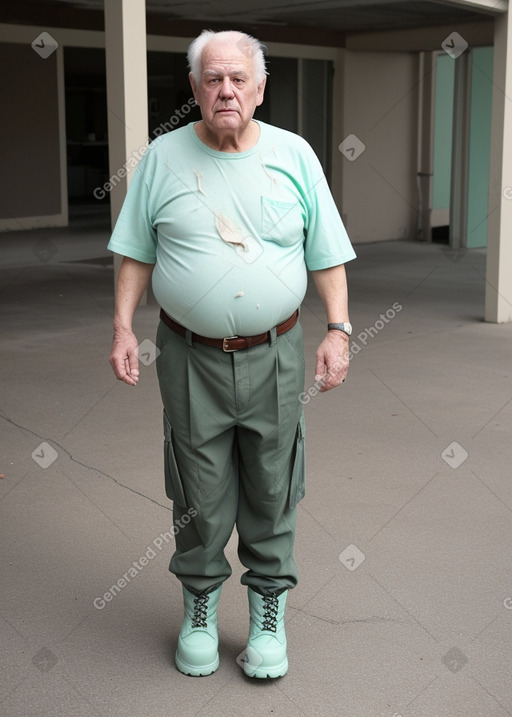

{"left": 327, "top": 322, "right": 352, "bottom": 337}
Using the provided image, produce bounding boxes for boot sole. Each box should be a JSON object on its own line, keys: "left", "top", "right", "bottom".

{"left": 175, "top": 651, "right": 219, "bottom": 677}
{"left": 243, "top": 657, "right": 288, "bottom": 679}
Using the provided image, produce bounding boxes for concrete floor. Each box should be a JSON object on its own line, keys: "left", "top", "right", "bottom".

{"left": 1, "top": 207, "right": 512, "bottom": 717}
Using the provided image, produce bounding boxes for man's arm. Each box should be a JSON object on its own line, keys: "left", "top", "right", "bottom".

{"left": 311, "top": 263, "right": 350, "bottom": 392}
{"left": 109, "top": 256, "right": 155, "bottom": 386}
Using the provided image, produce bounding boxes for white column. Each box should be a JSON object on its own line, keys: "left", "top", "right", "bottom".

{"left": 104, "top": 0, "right": 149, "bottom": 292}
{"left": 486, "top": 9, "right": 512, "bottom": 322}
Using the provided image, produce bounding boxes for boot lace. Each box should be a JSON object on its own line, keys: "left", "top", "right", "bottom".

{"left": 262, "top": 595, "right": 279, "bottom": 632}
{"left": 191, "top": 593, "right": 209, "bottom": 628}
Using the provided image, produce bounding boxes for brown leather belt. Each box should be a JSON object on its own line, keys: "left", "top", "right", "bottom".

{"left": 159, "top": 309, "right": 299, "bottom": 352}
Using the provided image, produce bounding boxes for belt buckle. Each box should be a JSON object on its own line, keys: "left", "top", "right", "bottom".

{"left": 222, "top": 336, "right": 239, "bottom": 352}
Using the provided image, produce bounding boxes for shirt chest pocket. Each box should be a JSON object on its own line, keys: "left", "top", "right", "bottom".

{"left": 260, "top": 196, "right": 305, "bottom": 247}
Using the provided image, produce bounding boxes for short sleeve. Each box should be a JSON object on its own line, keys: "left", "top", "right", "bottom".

{"left": 107, "top": 151, "right": 157, "bottom": 264}
{"left": 301, "top": 146, "right": 356, "bottom": 271}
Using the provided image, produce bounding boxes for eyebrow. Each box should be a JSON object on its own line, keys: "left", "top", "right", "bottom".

{"left": 203, "top": 69, "right": 250, "bottom": 79}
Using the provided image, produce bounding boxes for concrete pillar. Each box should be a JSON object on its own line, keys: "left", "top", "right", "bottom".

{"left": 449, "top": 49, "right": 471, "bottom": 249}
{"left": 416, "top": 51, "right": 436, "bottom": 242}
{"left": 104, "top": 0, "right": 149, "bottom": 292}
{"left": 486, "top": 10, "right": 512, "bottom": 322}
{"left": 330, "top": 48, "right": 346, "bottom": 220}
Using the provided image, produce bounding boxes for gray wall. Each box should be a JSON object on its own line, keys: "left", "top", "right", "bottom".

{"left": 333, "top": 49, "right": 420, "bottom": 243}
{"left": 0, "top": 42, "right": 61, "bottom": 221}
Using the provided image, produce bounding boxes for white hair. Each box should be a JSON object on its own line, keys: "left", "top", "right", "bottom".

{"left": 187, "top": 30, "right": 268, "bottom": 85}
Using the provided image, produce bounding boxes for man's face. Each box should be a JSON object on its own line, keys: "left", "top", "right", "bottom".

{"left": 190, "top": 38, "right": 266, "bottom": 136}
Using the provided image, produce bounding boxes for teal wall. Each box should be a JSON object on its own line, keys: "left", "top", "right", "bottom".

{"left": 432, "top": 48, "right": 493, "bottom": 247}
{"left": 466, "top": 46, "right": 494, "bottom": 249}
{"left": 432, "top": 54, "right": 455, "bottom": 211}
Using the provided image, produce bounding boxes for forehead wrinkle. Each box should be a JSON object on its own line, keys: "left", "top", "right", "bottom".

{"left": 203, "top": 67, "right": 250, "bottom": 79}
{"left": 201, "top": 45, "right": 254, "bottom": 75}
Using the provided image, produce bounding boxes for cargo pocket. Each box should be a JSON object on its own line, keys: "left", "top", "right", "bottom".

{"left": 163, "top": 410, "right": 188, "bottom": 508}
{"left": 289, "top": 414, "right": 306, "bottom": 509}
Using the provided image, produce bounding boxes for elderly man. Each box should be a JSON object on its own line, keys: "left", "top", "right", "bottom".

{"left": 108, "top": 29, "right": 355, "bottom": 679}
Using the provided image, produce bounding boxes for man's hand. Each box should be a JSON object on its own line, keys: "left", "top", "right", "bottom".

{"left": 109, "top": 327, "right": 140, "bottom": 386}
{"left": 314, "top": 330, "right": 350, "bottom": 392}
{"left": 108, "top": 256, "right": 154, "bottom": 386}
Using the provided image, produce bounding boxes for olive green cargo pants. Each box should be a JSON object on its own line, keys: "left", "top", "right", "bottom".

{"left": 155, "top": 318, "right": 306, "bottom": 594}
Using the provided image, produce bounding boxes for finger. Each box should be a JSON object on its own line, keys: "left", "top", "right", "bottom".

{"left": 318, "top": 373, "right": 335, "bottom": 392}
{"left": 110, "top": 353, "right": 138, "bottom": 385}
{"left": 331, "top": 370, "right": 348, "bottom": 390}
{"left": 315, "top": 352, "right": 326, "bottom": 382}
{"left": 109, "top": 354, "right": 125, "bottom": 379}
{"left": 319, "top": 361, "right": 347, "bottom": 392}
{"left": 127, "top": 349, "right": 140, "bottom": 380}
{"left": 120, "top": 356, "right": 137, "bottom": 384}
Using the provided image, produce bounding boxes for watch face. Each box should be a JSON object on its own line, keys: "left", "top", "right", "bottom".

{"left": 344, "top": 323, "right": 352, "bottom": 335}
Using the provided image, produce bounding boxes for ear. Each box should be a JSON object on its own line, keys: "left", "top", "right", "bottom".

{"left": 189, "top": 72, "right": 199, "bottom": 105}
{"left": 255, "top": 76, "right": 266, "bottom": 107}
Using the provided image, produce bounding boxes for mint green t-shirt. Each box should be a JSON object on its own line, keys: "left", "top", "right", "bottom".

{"left": 108, "top": 121, "right": 355, "bottom": 338}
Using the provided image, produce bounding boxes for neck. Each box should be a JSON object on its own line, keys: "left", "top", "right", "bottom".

{"left": 195, "top": 120, "right": 260, "bottom": 153}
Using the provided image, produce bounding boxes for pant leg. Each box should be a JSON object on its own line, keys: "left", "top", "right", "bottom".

{"left": 156, "top": 321, "right": 239, "bottom": 592}
{"left": 155, "top": 318, "right": 306, "bottom": 594}
{"left": 235, "top": 321, "right": 306, "bottom": 593}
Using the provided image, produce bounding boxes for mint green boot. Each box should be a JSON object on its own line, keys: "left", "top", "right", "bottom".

{"left": 175, "top": 584, "right": 221, "bottom": 676}
{"left": 243, "top": 588, "right": 288, "bottom": 678}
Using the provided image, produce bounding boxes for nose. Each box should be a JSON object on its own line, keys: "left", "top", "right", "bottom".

{"left": 219, "top": 76, "right": 234, "bottom": 99}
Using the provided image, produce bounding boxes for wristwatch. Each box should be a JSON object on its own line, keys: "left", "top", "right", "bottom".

{"left": 328, "top": 322, "right": 352, "bottom": 337}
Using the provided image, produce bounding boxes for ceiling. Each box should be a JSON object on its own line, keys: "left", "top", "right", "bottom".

{"left": 4, "top": 0, "right": 506, "bottom": 35}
